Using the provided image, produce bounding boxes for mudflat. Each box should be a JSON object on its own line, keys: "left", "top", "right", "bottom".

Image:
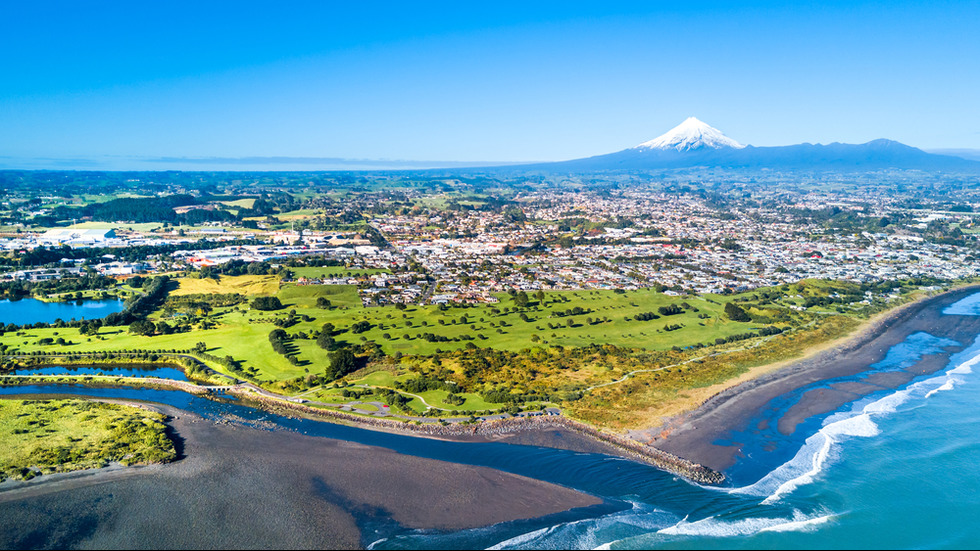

{"left": 0, "top": 403, "right": 600, "bottom": 549}
{"left": 655, "top": 286, "right": 980, "bottom": 473}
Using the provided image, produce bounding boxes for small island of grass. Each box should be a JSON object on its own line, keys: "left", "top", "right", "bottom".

{"left": 0, "top": 398, "right": 176, "bottom": 482}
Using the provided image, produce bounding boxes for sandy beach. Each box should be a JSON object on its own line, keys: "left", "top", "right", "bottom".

{"left": 654, "top": 285, "right": 980, "bottom": 472}
{"left": 0, "top": 403, "right": 601, "bottom": 549}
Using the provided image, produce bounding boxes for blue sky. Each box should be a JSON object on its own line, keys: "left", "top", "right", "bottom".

{"left": 2, "top": 1, "right": 979, "bottom": 168}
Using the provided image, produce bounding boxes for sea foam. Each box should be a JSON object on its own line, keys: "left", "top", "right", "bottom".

{"left": 487, "top": 501, "right": 674, "bottom": 550}
{"left": 657, "top": 510, "right": 832, "bottom": 537}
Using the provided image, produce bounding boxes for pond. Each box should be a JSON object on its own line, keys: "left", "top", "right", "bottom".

{"left": 12, "top": 364, "right": 188, "bottom": 381}
{"left": 0, "top": 297, "right": 125, "bottom": 325}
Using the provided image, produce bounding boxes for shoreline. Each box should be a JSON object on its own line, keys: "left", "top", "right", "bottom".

{"left": 0, "top": 375, "right": 726, "bottom": 484}
{"left": 651, "top": 284, "right": 980, "bottom": 473}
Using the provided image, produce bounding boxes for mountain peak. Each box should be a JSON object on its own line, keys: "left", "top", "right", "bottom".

{"left": 634, "top": 117, "right": 745, "bottom": 152}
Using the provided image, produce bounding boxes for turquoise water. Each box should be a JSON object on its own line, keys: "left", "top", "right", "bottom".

{"left": 0, "top": 297, "right": 125, "bottom": 325}
{"left": 3, "top": 294, "right": 980, "bottom": 549}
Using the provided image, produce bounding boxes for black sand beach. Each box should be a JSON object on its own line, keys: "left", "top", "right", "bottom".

{"left": 0, "top": 404, "right": 601, "bottom": 549}
{"left": 655, "top": 285, "right": 980, "bottom": 472}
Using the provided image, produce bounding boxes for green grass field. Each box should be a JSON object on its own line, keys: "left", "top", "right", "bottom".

{"left": 0, "top": 275, "right": 912, "bottom": 421}
{"left": 220, "top": 198, "right": 256, "bottom": 209}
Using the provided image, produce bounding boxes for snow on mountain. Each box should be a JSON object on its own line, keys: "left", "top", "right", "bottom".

{"left": 633, "top": 117, "right": 745, "bottom": 151}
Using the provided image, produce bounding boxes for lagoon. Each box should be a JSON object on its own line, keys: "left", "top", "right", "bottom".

{"left": 0, "top": 297, "right": 125, "bottom": 326}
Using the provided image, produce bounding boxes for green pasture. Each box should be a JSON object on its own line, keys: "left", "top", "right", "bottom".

{"left": 291, "top": 266, "right": 391, "bottom": 279}
{"left": 220, "top": 198, "right": 256, "bottom": 209}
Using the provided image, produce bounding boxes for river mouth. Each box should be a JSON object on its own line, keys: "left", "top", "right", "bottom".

{"left": 0, "top": 387, "right": 620, "bottom": 549}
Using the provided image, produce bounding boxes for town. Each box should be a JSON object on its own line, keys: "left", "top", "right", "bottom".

{"left": 2, "top": 171, "right": 977, "bottom": 307}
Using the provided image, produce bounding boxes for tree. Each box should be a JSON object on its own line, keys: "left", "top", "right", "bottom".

{"left": 316, "top": 297, "right": 332, "bottom": 309}
{"left": 513, "top": 291, "right": 529, "bottom": 308}
{"left": 725, "top": 302, "right": 751, "bottom": 322}
{"left": 250, "top": 296, "right": 283, "bottom": 311}
{"left": 326, "top": 348, "right": 357, "bottom": 380}
{"left": 194, "top": 341, "right": 207, "bottom": 353}
{"left": 534, "top": 290, "right": 545, "bottom": 303}
{"left": 316, "top": 332, "right": 335, "bottom": 350}
{"left": 128, "top": 320, "right": 155, "bottom": 336}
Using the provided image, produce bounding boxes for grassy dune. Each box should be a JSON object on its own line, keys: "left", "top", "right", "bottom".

{"left": 0, "top": 398, "right": 175, "bottom": 481}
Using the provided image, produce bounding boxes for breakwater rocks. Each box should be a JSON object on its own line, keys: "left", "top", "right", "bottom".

{"left": 228, "top": 388, "right": 726, "bottom": 485}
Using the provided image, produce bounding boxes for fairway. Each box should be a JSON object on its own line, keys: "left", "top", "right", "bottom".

{"left": 277, "top": 283, "right": 361, "bottom": 309}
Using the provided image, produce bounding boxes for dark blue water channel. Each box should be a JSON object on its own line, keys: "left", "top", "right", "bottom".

{"left": 12, "top": 365, "right": 188, "bottom": 381}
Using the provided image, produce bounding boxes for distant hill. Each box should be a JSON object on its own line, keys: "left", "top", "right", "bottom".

{"left": 928, "top": 149, "right": 980, "bottom": 162}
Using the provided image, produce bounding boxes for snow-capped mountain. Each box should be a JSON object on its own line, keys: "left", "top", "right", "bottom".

{"left": 633, "top": 117, "right": 745, "bottom": 151}
{"left": 494, "top": 117, "right": 980, "bottom": 173}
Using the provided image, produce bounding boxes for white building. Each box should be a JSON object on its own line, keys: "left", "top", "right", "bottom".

{"left": 39, "top": 228, "right": 116, "bottom": 246}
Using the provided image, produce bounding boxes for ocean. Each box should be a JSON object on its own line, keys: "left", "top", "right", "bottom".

{"left": 4, "top": 292, "right": 980, "bottom": 549}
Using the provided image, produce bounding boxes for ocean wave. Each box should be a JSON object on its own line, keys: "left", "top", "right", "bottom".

{"left": 948, "top": 351, "right": 980, "bottom": 374}
{"left": 925, "top": 379, "right": 956, "bottom": 398}
{"left": 727, "top": 408, "right": 881, "bottom": 503}
{"left": 657, "top": 510, "right": 832, "bottom": 537}
{"left": 487, "top": 501, "right": 674, "bottom": 550}
{"left": 758, "top": 513, "right": 835, "bottom": 533}
{"left": 731, "top": 339, "right": 980, "bottom": 504}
